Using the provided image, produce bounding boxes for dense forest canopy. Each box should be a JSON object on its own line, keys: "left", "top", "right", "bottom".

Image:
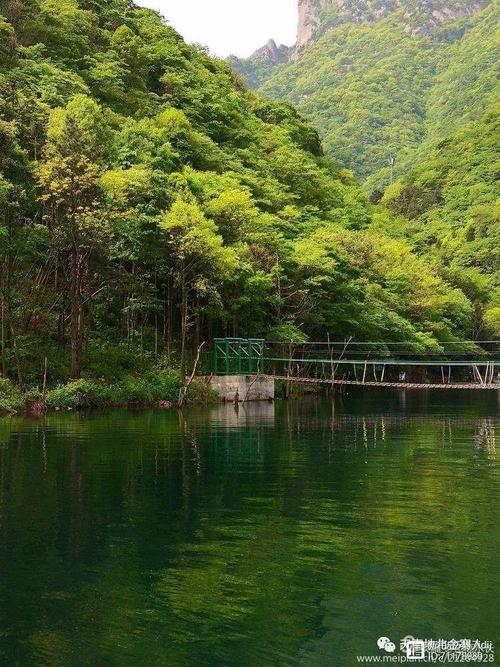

{"left": 0, "top": 0, "right": 495, "bottom": 395}
{"left": 381, "top": 106, "right": 500, "bottom": 337}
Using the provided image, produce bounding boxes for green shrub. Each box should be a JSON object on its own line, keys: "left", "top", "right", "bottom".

{"left": 186, "top": 379, "right": 219, "bottom": 405}
{"left": 84, "top": 344, "right": 152, "bottom": 381}
{"left": 0, "top": 377, "right": 24, "bottom": 413}
{"left": 45, "top": 379, "right": 115, "bottom": 409}
{"left": 121, "top": 370, "right": 182, "bottom": 403}
{"left": 44, "top": 371, "right": 184, "bottom": 410}
{"left": 1, "top": 368, "right": 216, "bottom": 414}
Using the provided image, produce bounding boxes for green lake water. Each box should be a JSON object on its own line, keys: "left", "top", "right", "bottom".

{"left": 0, "top": 390, "right": 498, "bottom": 666}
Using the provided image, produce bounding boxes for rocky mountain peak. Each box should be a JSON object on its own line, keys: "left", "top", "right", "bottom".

{"left": 249, "top": 39, "right": 290, "bottom": 63}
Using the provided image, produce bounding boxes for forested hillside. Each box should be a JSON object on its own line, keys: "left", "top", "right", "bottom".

{"left": 234, "top": 1, "right": 498, "bottom": 190}
{"left": 382, "top": 107, "right": 500, "bottom": 339}
{"left": 0, "top": 0, "right": 490, "bottom": 402}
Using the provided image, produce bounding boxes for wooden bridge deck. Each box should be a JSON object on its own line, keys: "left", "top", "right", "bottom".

{"left": 270, "top": 376, "right": 499, "bottom": 391}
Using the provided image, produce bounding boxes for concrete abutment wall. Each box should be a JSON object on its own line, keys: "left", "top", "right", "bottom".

{"left": 208, "top": 375, "right": 274, "bottom": 402}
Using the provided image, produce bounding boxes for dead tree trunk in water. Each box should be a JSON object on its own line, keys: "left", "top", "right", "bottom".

{"left": 178, "top": 342, "right": 205, "bottom": 409}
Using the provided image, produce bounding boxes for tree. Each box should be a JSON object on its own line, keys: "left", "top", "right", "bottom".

{"left": 483, "top": 307, "right": 500, "bottom": 338}
{"left": 0, "top": 0, "right": 487, "bottom": 393}
{"left": 161, "top": 199, "right": 237, "bottom": 376}
{"left": 37, "top": 95, "right": 110, "bottom": 377}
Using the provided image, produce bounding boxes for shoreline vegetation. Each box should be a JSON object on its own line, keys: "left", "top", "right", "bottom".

{"left": 0, "top": 369, "right": 218, "bottom": 417}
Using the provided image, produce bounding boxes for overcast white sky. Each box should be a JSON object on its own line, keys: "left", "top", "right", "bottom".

{"left": 134, "top": 0, "right": 298, "bottom": 58}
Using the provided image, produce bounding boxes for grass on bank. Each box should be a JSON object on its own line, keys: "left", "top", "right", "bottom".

{"left": 0, "top": 342, "right": 218, "bottom": 415}
{"left": 0, "top": 371, "right": 217, "bottom": 415}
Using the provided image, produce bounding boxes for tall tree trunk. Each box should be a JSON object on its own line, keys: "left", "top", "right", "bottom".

{"left": 194, "top": 294, "right": 200, "bottom": 354}
{"left": 70, "top": 246, "right": 83, "bottom": 378}
{"left": 1, "top": 215, "right": 13, "bottom": 378}
{"left": 0, "top": 294, "right": 5, "bottom": 378}
{"left": 154, "top": 313, "right": 159, "bottom": 357}
{"left": 9, "top": 323, "right": 22, "bottom": 386}
{"left": 166, "top": 278, "right": 173, "bottom": 358}
{"left": 180, "top": 268, "right": 187, "bottom": 380}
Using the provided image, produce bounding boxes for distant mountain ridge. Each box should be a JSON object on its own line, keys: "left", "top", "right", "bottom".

{"left": 236, "top": 0, "right": 490, "bottom": 68}
{"left": 230, "top": 0, "right": 497, "bottom": 188}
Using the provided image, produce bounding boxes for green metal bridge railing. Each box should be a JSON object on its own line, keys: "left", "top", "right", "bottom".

{"left": 210, "top": 338, "right": 265, "bottom": 376}
{"left": 203, "top": 338, "right": 500, "bottom": 385}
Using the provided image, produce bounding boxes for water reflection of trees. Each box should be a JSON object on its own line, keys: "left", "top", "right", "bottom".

{"left": 0, "top": 401, "right": 497, "bottom": 665}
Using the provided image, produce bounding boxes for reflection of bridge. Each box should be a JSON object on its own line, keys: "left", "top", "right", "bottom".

{"left": 203, "top": 338, "right": 500, "bottom": 391}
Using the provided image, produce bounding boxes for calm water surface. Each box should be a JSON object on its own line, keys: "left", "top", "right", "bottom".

{"left": 0, "top": 390, "right": 498, "bottom": 666}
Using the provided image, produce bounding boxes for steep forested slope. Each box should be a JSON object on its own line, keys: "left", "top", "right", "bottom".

{"left": 382, "top": 106, "right": 500, "bottom": 337}
{"left": 258, "top": 18, "right": 442, "bottom": 183}
{"left": 234, "top": 1, "right": 498, "bottom": 190}
{"left": 0, "top": 0, "right": 485, "bottom": 393}
{"left": 424, "top": 4, "right": 499, "bottom": 140}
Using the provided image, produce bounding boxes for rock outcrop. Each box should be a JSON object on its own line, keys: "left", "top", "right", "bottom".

{"left": 296, "top": 0, "right": 328, "bottom": 51}
{"left": 234, "top": 0, "right": 490, "bottom": 74}
{"left": 294, "top": 0, "right": 488, "bottom": 54}
{"left": 249, "top": 39, "right": 290, "bottom": 64}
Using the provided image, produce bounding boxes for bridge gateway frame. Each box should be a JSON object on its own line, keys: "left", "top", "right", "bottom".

{"left": 207, "top": 338, "right": 500, "bottom": 389}
{"left": 211, "top": 338, "right": 265, "bottom": 376}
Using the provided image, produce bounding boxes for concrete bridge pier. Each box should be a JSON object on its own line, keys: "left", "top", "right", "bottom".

{"left": 208, "top": 375, "right": 274, "bottom": 403}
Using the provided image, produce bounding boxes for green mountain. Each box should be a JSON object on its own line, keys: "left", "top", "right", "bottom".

{"left": 2, "top": 0, "right": 484, "bottom": 390}
{"left": 232, "top": 0, "right": 498, "bottom": 190}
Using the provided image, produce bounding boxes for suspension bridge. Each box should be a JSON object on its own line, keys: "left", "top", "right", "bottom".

{"left": 201, "top": 338, "right": 500, "bottom": 396}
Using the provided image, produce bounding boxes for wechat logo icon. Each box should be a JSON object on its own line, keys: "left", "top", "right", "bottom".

{"left": 377, "top": 637, "right": 396, "bottom": 653}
